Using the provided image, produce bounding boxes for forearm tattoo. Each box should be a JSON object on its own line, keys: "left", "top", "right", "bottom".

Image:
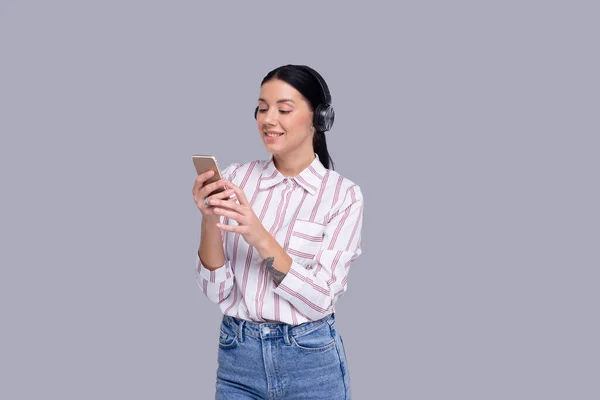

{"left": 264, "top": 257, "right": 286, "bottom": 286}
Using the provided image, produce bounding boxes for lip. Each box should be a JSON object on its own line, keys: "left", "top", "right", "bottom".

{"left": 264, "top": 130, "right": 284, "bottom": 143}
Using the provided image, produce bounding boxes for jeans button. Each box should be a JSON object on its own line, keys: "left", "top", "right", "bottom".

{"left": 262, "top": 327, "right": 270, "bottom": 335}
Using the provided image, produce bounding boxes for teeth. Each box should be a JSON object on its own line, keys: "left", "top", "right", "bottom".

{"left": 265, "top": 132, "right": 283, "bottom": 137}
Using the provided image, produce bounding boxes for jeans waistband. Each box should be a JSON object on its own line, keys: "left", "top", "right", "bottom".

{"left": 222, "top": 313, "right": 335, "bottom": 344}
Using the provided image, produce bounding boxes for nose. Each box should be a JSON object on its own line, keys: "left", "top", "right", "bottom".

{"left": 261, "top": 108, "right": 278, "bottom": 127}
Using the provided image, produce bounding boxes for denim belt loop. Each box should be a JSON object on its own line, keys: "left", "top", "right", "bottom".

{"left": 327, "top": 313, "right": 335, "bottom": 327}
{"left": 238, "top": 319, "right": 245, "bottom": 343}
{"left": 283, "top": 324, "right": 291, "bottom": 346}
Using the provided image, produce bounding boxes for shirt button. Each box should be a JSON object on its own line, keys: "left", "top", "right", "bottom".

{"left": 262, "top": 327, "right": 270, "bottom": 335}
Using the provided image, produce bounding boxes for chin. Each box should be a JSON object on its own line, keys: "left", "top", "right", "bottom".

{"left": 263, "top": 145, "right": 283, "bottom": 156}
{"left": 264, "top": 142, "right": 282, "bottom": 151}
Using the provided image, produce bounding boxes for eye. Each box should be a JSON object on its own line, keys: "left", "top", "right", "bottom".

{"left": 279, "top": 110, "right": 292, "bottom": 114}
{"left": 257, "top": 108, "right": 267, "bottom": 113}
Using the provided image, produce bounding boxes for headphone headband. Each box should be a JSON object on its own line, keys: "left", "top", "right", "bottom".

{"left": 298, "top": 65, "right": 332, "bottom": 105}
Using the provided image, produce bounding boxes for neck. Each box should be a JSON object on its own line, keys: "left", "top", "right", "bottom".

{"left": 273, "top": 151, "right": 316, "bottom": 177}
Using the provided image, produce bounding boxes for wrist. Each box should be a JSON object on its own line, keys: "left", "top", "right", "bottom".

{"left": 255, "top": 230, "right": 274, "bottom": 256}
{"left": 202, "top": 215, "right": 220, "bottom": 224}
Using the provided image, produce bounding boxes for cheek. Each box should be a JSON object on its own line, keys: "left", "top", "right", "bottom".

{"left": 283, "top": 114, "right": 312, "bottom": 135}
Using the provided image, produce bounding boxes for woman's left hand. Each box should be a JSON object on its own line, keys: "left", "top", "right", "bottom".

{"left": 209, "top": 180, "right": 270, "bottom": 249}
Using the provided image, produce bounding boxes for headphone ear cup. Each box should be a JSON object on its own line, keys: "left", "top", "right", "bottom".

{"left": 314, "top": 103, "right": 335, "bottom": 132}
{"left": 254, "top": 106, "right": 258, "bottom": 120}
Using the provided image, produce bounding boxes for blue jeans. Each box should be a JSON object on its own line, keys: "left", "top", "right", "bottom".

{"left": 215, "top": 313, "right": 351, "bottom": 400}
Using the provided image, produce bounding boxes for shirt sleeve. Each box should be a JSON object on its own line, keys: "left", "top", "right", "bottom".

{"left": 195, "top": 252, "right": 235, "bottom": 304}
{"left": 273, "top": 185, "right": 364, "bottom": 320}
{"left": 195, "top": 162, "right": 242, "bottom": 304}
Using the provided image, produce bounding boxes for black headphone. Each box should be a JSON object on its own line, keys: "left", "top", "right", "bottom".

{"left": 254, "top": 65, "right": 335, "bottom": 132}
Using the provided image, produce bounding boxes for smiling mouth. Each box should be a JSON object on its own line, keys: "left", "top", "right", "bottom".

{"left": 264, "top": 131, "right": 284, "bottom": 137}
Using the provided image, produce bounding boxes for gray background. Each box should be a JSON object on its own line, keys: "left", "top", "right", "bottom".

{"left": 1, "top": 1, "right": 598, "bottom": 399}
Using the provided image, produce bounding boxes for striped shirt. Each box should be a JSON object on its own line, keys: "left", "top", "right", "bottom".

{"left": 195, "top": 153, "right": 364, "bottom": 325}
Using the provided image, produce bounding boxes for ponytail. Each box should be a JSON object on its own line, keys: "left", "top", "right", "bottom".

{"left": 313, "top": 130, "right": 334, "bottom": 170}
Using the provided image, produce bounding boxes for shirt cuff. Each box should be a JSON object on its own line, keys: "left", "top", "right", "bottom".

{"left": 273, "top": 261, "right": 318, "bottom": 298}
{"left": 197, "top": 255, "right": 232, "bottom": 283}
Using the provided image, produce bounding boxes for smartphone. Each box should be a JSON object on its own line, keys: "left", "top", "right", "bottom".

{"left": 192, "top": 154, "right": 228, "bottom": 198}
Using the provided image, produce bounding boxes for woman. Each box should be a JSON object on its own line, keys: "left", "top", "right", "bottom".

{"left": 192, "top": 64, "right": 363, "bottom": 399}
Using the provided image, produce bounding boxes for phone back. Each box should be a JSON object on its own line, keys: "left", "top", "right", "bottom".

{"left": 192, "top": 155, "right": 226, "bottom": 195}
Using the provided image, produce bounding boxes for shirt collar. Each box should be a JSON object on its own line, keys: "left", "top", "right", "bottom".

{"left": 258, "top": 153, "right": 327, "bottom": 196}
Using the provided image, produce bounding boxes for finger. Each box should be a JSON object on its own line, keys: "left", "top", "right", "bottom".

{"left": 208, "top": 195, "right": 244, "bottom": 212}
{"left": 204, "top": 188, "right": 234, "bottom": 205}
{"left": 216, "top": 222, "right": 241, "bottom": 233}
{"left": 199, "top": 179, "right": 229, "bottom": 198}
{"left": 223, "top": 180, "right": 250, "bottom": 206}
{"left": 213, "top": 207, "right": 243, "bottom": 222}
{"left": 194, "top": 170, "right": 216, "bottom": 190}
{"left": 216, "top": 188, "right": 237, "bottom": 201}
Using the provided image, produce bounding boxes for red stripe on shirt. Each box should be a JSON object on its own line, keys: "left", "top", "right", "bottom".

{"left": 295, "top": 175, "right": 317, "bottom": 192}
{"left": 345, "top": 187, "right": 361, "bottom": 252}
{"left": 261, "top": 169, "right": 279, "bottom": 181}
{"left": 218, "top": 281, "right": 226, "bottom": 303}
{"left": 308, "top": 164, "right": 324, "bottom": 180}
{"left": 288, "top": 248, "right": 317, "bottom": 259}
{"left": 278, "top": 284, "right": 329, "bottom": 314}
{"left": 310, "top": 170, "right": 329, "bottom": 222}
{"left": 223, "top": 283, "right": 238, "bottom": 315}
{"left": 324, "top": 175, "right": 344, "bottom": 222}
{"left": 291, "top": 232, "right": 323, "bottom": 242}
{"left": 329, "top": 198, "right": 353, "bottom": 250}
{"left": 274, "top": 292, "right": 280, "bottom": 321}
{"left": 326, "top": 250, "right": 343, "bottom": 286}
{"left": 289, "top": 268, "right": 329, "bottom": 295}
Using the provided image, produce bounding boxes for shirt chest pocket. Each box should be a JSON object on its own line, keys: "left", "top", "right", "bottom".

{"left": 287, "top": 219, "right": 326, "bottom": 261}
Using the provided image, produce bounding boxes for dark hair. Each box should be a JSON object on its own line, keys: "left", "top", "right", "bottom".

{"left": 260, "top": 64, "right": 335, "bottom": 170}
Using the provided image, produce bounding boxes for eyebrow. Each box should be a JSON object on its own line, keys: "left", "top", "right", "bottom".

{"left": 257, "top": 98, "right": 295, "bottom": 104}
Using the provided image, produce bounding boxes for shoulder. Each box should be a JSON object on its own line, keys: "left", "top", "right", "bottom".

{"left": 323, "top": 169, "right": 363, "bottom": 202}
{"left": 318, "top": 169, "right": 363, "bottom": 224}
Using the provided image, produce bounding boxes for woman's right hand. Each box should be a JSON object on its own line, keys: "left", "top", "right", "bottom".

{"left": 192, "top": 171, "right": 236, "bottom": 218}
